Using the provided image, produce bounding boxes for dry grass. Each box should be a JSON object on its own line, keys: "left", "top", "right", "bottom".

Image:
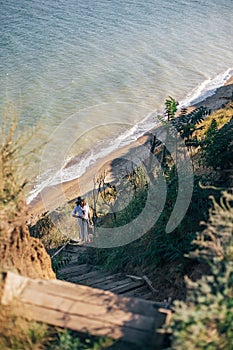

{"left": 194, "top": 101, "right": 233, "bottom": 141}
{"left": 1, "top": 102, "right": 55, "bottom": 276}
{"left": 0, "top": 273, "right": 51, "bottom": 350}
{"left": 0, "top": 307, "right": 50, "bottom": 350}
{"left": 0, "top": 102, "right": 57, "bottom": 347}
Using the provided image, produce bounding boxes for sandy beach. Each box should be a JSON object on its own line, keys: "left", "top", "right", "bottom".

{"left": 28, "top": 132, "right": 151, "bottom": 218}
{"left": 28, "top": 79, "right": 233, "bottom": 219}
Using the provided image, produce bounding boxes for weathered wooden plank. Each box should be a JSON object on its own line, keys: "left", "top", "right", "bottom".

{"left": 59, "top": 263, "right": 92, "bottom": 273}
{"left": 65, "top": 243, "right": 85, "bottom": 251}
{"left": 16, "top": 288, "right": 156, "bottom": 331}
{"left": 69, "top": 274, "right": 111, "bottom": 285}
{"left": 73, "top": 270, "right": 110, "bottom": 283}
{"left": 1, "top": 272, "right": 170, "bottom": 347}
{"left": 59, "top": 264, "right": 94, "bottom": 277}
{"left": 110, "top": 280, "right": 145, "bottom": 294}
{"left": 123, "top": 285, "right": 149, "bottom": 297}
{"left": 2, "top": 272, "right": 168, "bottom": 318}
{"left": 13, "top": 303, "right": 157, "bottom": 345}
{"left": 90, "top": 273, "right": 124, "bottom": 287}
{"left": 62, "top": 248, "right": 80, "bottom": 254}
{"left": 68, "top": 255, "right": 79, "bottom": 263}
{"left": 64, "top": 243, "right": 90, "bottom": 253}
{"left": 58, "top": 259, "right": 94, "bottom": 270}
{"left": 58, "top": 260, "right": 85, "bottom": 269}
{"left": 126, "top": 274, "right": 143, "bottom": 281}
{"left": 140, "top": 292, "right": 155, "bottom": 300}
{"left": 94, "top": 277, "right": 132, "bottom": 290}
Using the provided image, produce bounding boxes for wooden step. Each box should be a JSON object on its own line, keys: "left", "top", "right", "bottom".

{"left": 59, "top": 264, "right": 94, "bottom": 278}
{"left": 63, "top": 243, "right": 86, "bottom": 253}
{"left": 110, "top": 280, "right": 145, "bottom": 294}
{"left": 69, "top": 270, "right": 111, "bottom": 284}
{"left": 58, "top": 260, "right": 84, "bottom": 269}
{"left": 89, "top": 273, "right": 123, "bottom": 288}
{"left": 93, "top": 277, "right": 133, "bottom": 290}
{"left": 140, "top": 292, "right": 155, "bottom": 300}
{"left": 122, "top": 285, "right": 149, "bottom": 297}
{"left": 90, "top": 273, "right": 124, "bottom": 287}
{"left": 2, "top": 272, "right": 171, "bottom": 348}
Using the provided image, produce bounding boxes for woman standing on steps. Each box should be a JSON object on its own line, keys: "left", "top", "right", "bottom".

{"left": 80, "top": 198, "right": 93, "bottom": 243}
{"left": 72, "top": 197, "right": 83, "bottom": 242}
{"left": 72, "top": 197, "right": 93, "bottom": 243}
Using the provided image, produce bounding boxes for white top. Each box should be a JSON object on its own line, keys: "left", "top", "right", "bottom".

{"left": 80, "top": 203, "right": 90, "bottom": 220}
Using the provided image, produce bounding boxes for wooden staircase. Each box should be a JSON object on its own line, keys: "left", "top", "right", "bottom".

{"left": 59, "top": 262, "right": 157, "bottom": 301}
{"left": 1, "top": 243, "right": 172, "bottom": 349}
{"left": 58, "top": 242, "right": 163, "bottom": 302}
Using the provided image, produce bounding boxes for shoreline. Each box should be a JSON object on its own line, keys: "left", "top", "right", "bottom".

{"left": 28, "top": 78, "right": 233, "bottom": 219}
{"left": 28, "top": 132, "right": 151, "bottom": 218}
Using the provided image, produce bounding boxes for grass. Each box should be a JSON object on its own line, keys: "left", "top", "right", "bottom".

{"left": 193, "top": 102, "right": 233, "bottom": 141}
{"left": 0, "top": 301, "right": 50, "bottom": 350}
{"left": 2, "top": 98, "right": 232, "bottom": 348}
{"left": 69, "top": 101, "right": 233, "bottom": 299}
{"left": 0, "top": 304, "right": 114, "bottom": 350}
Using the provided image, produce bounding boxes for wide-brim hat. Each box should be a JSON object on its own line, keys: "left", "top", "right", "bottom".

{"left": 75, "top": 196, "right": 82, "bottom": 204}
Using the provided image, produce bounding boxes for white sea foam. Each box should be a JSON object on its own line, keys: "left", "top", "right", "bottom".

{"left": 179, "top": 68, "right": 233, "bottom": 108}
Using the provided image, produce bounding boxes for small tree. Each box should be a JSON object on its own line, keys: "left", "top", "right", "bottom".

{"left": 165, "top": 96, "right": 179, "bottom": 121}
{"left": 92, "top": 170, "right": 118, "bottom": 223}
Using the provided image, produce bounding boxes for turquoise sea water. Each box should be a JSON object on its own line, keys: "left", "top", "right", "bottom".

{"left": 1, "top": 0, "right": 233, "bottom": 202}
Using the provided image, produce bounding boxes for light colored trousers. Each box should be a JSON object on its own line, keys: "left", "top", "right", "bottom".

{"left": 77, "top": 218, "right": 89, "bottom": 242}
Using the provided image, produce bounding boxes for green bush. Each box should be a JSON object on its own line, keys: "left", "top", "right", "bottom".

{"left": 168, "top": 192, "right": 233, "bottom": 350}
{"left": 201, "top": 118, "right": 233, "bottom": 171}
{"left": 170, "top": 262, "right": 233, "bottom": 350}
{"left": 48, "top": 329, "right": 113, "bottom": 350}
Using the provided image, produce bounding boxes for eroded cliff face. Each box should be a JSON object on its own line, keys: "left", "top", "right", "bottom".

{"left": 0, "top": 199, "right": 55, "bottom": 280}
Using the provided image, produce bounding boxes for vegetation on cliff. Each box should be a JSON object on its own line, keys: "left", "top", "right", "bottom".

{"left": 169, "top": 191, "right": 233, "bottom": 350}
{"left": 0, "top": 94, "right": 232, "bottom": 348}
{"left": 76, "top": 98, "right": 233, "bottom": 348}
{"left": 0, "top": 102, "right": 55, "bottom": 279}
{"left": 80, "top": 99, "right": 232, "bottom": 280}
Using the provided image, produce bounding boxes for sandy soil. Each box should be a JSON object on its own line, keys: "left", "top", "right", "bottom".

{"left": 28, "top": 79, "right": 233, "bottom": 219}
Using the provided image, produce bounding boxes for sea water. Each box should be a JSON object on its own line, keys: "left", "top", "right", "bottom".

{"left": 0, "top": 0, "right": 233, "bottom": 202}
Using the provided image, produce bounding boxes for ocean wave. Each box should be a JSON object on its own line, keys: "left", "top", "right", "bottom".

{"left": 179, "top": 67, "right": 233, "bottom": 108}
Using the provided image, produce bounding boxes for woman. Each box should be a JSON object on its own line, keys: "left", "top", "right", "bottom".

{"left": 72, "top": 197, "right": 92, "bottom": 243}
{"left": 72, "top": 197, "right": 84, "bottom": 241}
{"left": 80, "top": 198, "right": 93, "bottom": 243}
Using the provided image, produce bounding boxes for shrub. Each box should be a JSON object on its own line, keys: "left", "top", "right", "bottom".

{"left": 200, "top": 118, "right": 233, "bottom": 172}
{"left": 0, "top": 102, "right": 55, "bottom": 279}
{"left": 168, "top": 192, "right": 233, "bottom": 350}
